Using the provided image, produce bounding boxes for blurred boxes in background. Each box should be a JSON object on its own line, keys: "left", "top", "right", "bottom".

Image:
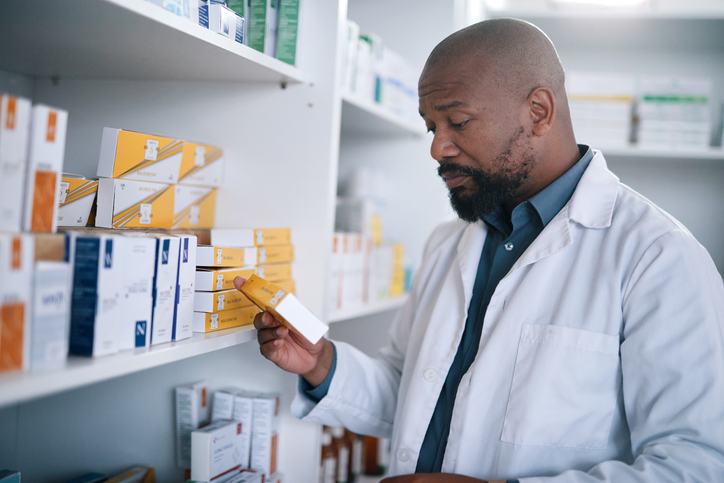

{"left": 0, "top": 94, "right": 31, "bottom": 233}
{"left": 57, "top": 174, "right": 98, "bottom": 227}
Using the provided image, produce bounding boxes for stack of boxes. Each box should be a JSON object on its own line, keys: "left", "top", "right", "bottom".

{"left": 637, "top": 76, "right": 712, "bottom": 150}
{"left": 0, "top": 93, "right": 72, "bottom": 374}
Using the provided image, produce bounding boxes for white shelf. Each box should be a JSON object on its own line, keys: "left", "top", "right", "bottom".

{"left": 341, "top": 93, "right": 427, "bottom": 137}
{"left": 328, "top": 295, "right": 408, "bottom": 323}
{"left": 599, "top": 145, "right": 724, "bottom": 160}
{"left": 0, "top": 324, "right": 257, "bottom": 409}
{"left": 0, "top": 0, "right": 305, "bottom": 83}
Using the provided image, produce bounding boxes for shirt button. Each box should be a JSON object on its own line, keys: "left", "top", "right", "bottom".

{"left": 504, "top": 242, "right": 514, "bottom": 251}
{"left": 423, "top": 368, "right": 438, "bottom": 382}
{"left": 397, "top": 447, "right": 411, "bottom": 462}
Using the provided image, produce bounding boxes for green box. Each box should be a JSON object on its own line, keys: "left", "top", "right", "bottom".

{"left": 275, "top": 0, "right": 299, "bottom": 65}
{"left": 248, "top": 0, "right": 279, "bottom": 55}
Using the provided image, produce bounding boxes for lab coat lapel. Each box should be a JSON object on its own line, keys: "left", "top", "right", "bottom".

{"left": 456, "top": 221, "right": 487, "bottom": 311}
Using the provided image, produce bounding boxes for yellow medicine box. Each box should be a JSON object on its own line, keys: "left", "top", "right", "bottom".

{"left": 96, "top": 178, "right": 174, "bottom": 228}
{"left": 98, "top": 128, "right": 184, "bottom": 183}
{"left": 173, "top": 185, "right": 217, "bottom": 229}
{"left": 196, "top": 245, "right": 257, "bottom": 267}
{"left": 193, "top": 305, "right": 260, "bottom": 333}
{"left": 240, "top": 275, "right": 327, "bottom": 344}
{"left": 195, "top": 267, "right": 256, "bottom": 292}
{"left": 193, "top": 288, "right": 254, "bottom": 313}
{"left": 256, "top": 263, "right": 292, "bottom": 283}
{"left": 257, "top": 245, "right": 294, "bottom": 265}
{"left": 58, "top": 175, "right": 98, "bottom": 227}
{"left": 178, "top": 141, "right": 224, "bottom": 187}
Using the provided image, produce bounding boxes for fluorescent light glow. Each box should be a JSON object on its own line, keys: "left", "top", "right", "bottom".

{"left": 550, "top": 0, "right": 648, "bottom": 6}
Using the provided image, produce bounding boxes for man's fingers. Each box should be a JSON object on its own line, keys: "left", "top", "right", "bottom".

{"left": 257, "top": 325, "right": 288, "bottom": 346}
{"left": 233, "top": 276, "right": 247, "bottom": 290}
{"left": 252, "top": 311, "right": 281, "bottom": 330}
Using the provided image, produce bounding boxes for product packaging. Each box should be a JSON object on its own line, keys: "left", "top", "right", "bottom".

{"left": 173, "top": 234, "right": 198, "bottom": 341}
{"left": 179, "top": 140, "right": 223, "bottom": 188}
{"left": 208, "top": 3, "right": 245, "bottom": 44}
{"left": 29, "top": 260, "right": 72, "bottom": 371}
{"left": 176, "top": 381, "right": 210, "bottom": 468}
{"left": 193, "top": 288, "right": 253, "bottom": 313}
{"left": 0, "top": 234, "right": 34, "bottom": 372}
{"left": 211, "top": 388, "right": 253, "bottom": 469}
{"left": 196, "top": 245, "right": 258, "bottom": 267}
{"left": 0, "top": 94, "right": 31, "bottom": 233}
{"left": 193, "top": 305, "right": 259, "bottom": 333}
{"left": 57, "top": 174, "right": 98, "bottom": 227}
{"left": 275, "top": 0, "right": 299, "bottom": 65}
{"left": 247, "top": 0, "right": 279, "bottom": 56}
{"left": 23, "top": 104, "right": 68, "bottom": 233}
{"left": 250, "top": 392, "right": 280, "bottom": 479}
{"left": 256, "top": 262, "right": 291, "bottom": 283}
{"left": 257, "top": 245, "right": 293, "bottom": 265}
{"left": 191, "top": 420, "right": 245, "bottom": 482}
{"left": 151, "top": 235, "right": 181, "bottom": 345}
{"left": 96, "top": 178, "right": 175, "bottom": 229}
{"left": 195, "top": 266, "right": 256, "bottom": 292}
{"left": 116, "top": 234, "right": 157, "bottom": 350}
{"left": 240, "top": 274, "right": 327, "bottom": 344}
{"left": 173, "top": 185, "right": 217, "bottom": 229}
{"left": 210, "top": 228, "right": 291, "bottom": 247}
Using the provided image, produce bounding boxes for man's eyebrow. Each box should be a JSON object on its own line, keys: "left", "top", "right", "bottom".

{"left": 419, "top": 101, "right": 466, "bottom": 118}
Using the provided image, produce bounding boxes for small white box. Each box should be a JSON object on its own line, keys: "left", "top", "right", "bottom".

{"left": 250, "top": 392, "right": 280, "bottom": 478}
{"left": 0, "top": 234, "right": 34, "bottom": 372}
{"left": 208, "top": 3, "right": 245, "bottom": 44}
{"left": 68, "top": 233, "right": 121, "bottom": 357}
{"left": 96, "top": 178, "right": 175, "bottom": 229}
{"left": 211, "top": 388, "right": 253, "bottom": 470}
{"left": 57, "top": 174, "right": 98, "bottom": 227}
{"left": 30, "top": 261, "right": 72, "bottom": 371}
{"left": 151, "top": 235, "right": 181, "bottom": 345}
{"left": 22, "top": 104, "right": 68, "bottom": 233}
{"left": 191, "top": 419, "right": 245, "bottom": 482}
{"left": 173, "top": 234, "right": 197, "bottom": 341}
{"left": 116, "top": 235, "right": 156, "bottom": 350}
{"left": 0, "top": 94, "right": 32, "bottom": 233}
{"left": 176, "top": 381, "right": 210, "bottom": 468}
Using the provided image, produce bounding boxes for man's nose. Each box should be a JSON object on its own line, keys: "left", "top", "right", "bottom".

{"left": 430, "top": 130, "right": 459, "bottom": 162}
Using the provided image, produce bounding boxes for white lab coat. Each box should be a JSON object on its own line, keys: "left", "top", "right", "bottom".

{"left": 293, "top": 151, "right": 724, "bottom": 481}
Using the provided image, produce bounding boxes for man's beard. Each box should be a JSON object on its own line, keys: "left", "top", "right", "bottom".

{"left": 438, "top": 129, "right": 534, "bottom": 222}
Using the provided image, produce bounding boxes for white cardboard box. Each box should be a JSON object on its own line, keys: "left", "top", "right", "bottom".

{"left": 195, "top": 267, "right": 256, "bottom": 292}
{"left": 176, "top": 381, "right": 210, "bottom": 468}
{"left": 208, "top": 4, "right": 245, "bottom": 44}
{"left": 117, "top": 235, "right": 157, "bottom": 350}
{"left": 210, "top": 388, "right": 253, "bottom": 470}
{"left": 151, "top": 235, "right": 181, "bottom": 345}
{"left": 250, "top": 392, "right": 280, "bottom": 478}
{"left": 173, "top": 234, "right": 197, "bottom": 341}
{"left": 173, "top": 185, "right": 217, "bottom": 229}
{"left": 0, "top": 94, "right": 31, "bottom": 233}
{"left": 191, "top": 419, "right": 245, "bottom": 482}
{"left": 0, "top": 234, "right": 34, "bottom": 372}
{"left": 22, "top": 104, "right": 68, "bottom": 233}
{"left": 96, "top": 178, "right": 175, "bottom": 229}
{"left": 29, "top": 261, "right": 72, "bottom": 371}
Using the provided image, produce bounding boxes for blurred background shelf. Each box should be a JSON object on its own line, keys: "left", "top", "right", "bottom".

{"left": 341, "top": 94, "right": 427, "bottom": 137}
{"left": 328, "top": 295, "right": 408, "bottom": 323}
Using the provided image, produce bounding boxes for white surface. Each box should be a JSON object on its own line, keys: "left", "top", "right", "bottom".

{"left": 0, "top": 325, "right": 257, "bottom": 408}
{"left": 341, "top": 94, "right": 427, "bottom": 137}
{"left": 0, "top": 0, "right": 304, "bottom": 83}
{"left": 600, "top": 146, "right": 724, "bottom": 160}
{"left": 328, "top": 296, "right": 408, "bottom": 323}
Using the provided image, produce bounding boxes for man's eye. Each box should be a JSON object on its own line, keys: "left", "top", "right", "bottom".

{"left": 451, "top": 120, "right": 469, "bottom": 129}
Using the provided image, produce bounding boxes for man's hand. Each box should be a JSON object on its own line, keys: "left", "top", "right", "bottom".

{"left": 234, "top": 276, "right": 335, "bottom": 386}
{"left": 382, "top": 475, "right": 500, "bottom": 483}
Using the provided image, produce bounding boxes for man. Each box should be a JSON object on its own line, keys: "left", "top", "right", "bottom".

{"left": 235, "top": 18, "right": 724, "bottom": 482}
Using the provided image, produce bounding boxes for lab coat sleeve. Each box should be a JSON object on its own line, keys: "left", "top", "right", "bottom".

{"left": 521, "top": 230, "right": 724, "bottom": 482}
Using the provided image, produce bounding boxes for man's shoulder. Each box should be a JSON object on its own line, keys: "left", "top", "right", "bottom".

{"left": 613, "top": 182, "right": 693, "bottom": 239}
{"left": 423, "top": 218, "right": 472, "bottom": 258}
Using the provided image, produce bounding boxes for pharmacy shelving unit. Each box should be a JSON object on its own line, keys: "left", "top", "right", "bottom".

{"left": 341, "top": 93, "right": 428, "bottom": 137}
{"left": 328, "top": 295, "right": 409, "bottom": 324}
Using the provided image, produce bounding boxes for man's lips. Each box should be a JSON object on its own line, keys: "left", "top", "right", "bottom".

{"left": 443, "top": 174, "right": 470, "bottom": 189}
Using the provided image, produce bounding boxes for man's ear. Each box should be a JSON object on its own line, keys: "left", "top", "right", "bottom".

{"left": 528, "top": 87, "right": 555, "bottom": 137}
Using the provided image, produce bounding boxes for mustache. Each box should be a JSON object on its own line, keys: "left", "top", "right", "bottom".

{"left": 437, "top": 163, "right": 478, "bottom": 179}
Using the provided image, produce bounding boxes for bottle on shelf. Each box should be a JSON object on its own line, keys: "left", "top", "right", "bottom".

{"left": 362, "top": 435, "right": 391, "bottom": 477}
{"left": 320, "top": 429, "right": 337, "bottom": 483}
{"left": 331, "top": 426, "right": 350, "bottom": 483}
{"left": 345, "top": 429, "right": 363, "bottom": 483}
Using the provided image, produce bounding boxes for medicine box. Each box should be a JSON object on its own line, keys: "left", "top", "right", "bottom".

{"left": 193, "top": 305, "right": 259, "bottom": 333}
{"left": 23, "top": 104, "right": 68, "bottom": 233}
{"left": 97, "top": 127, "right": 184, "bottom": 184}
{"left": 240, "top": 274, "right": 327, "bottom": 344}
{"left": 225, "top": 469, "right": 264, "bottom": 483}
{"left": 151, "top": 236, "right": 181, "bottom": 345}
{"left": 208, "top": 4, "right": 245, "bottom": 44}
{"left": 176, "top": 381, "right": 210, "bottom": 468}
{"left": 191, "top": 420, "right": 245, "bottom": 482}
{"left": 30, "top": 261, "right": 72, "bottom": 371}
{"left": 57, "top": 174, "right": 98, "bottom": 227}
{"left": 193, "top": 288, "right": 253, "bottom": 313}
{"left": 0, "top": 94, "right": 31, "bottom": 233}
{"left": 275, "top": 278, "right": 295, "bottom": 295}
{"left": 106, "top": 465, "right": 154, "bottom": 483}
{"left": 173, "top": 185, "right": 217, "bottom": 229}
{"left": 0, "top": 234, "right": 34, "bottom": 372}
{"left": 173, "top": 234, "right": 198, "bottom": 341}
{"left": 195, "top": 267, "right": 256, "bottom": 292}
{"left": 68, "top": 234, "right": 121, "bottom": 357}
{"left": 257, "top": 245, "right": 293, "bottom": 265}
{"left": 211, "top": 388, "right": 253, "bottom": 470}
{"left": 276, "top": 0, "right": 299, "bottom": 65}
{"left": 210, "top": 228, "right": 291, "bottom": 247}
{"left": 248, "top": 0, "right": 279, "bottom": 56}
{"left": 196, "top": 245, "right": 258, "bottom": 268}
{"left": 179, "top": 141, "right": 224, "bottom": 188}
{"left": 250, "top": 392, "right": 280, "bottom": 478}
{"left": 96, "top": 178, "right": 175, "bottom": 229}
{"left": 117, "top": 235, "right": 156, "bottom": 350}
{"left": 256, "top": 263, "right": 292, "bottom": 283}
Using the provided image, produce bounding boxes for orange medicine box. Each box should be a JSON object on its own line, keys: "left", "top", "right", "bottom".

{"left": 58, "top": 174, "right": 98, "bottom": 227}
{"left": 195, "top": 267, "right": 256, "bottom": 292}
{"left": 0, "top": 234, "right": 34, "bottom": 373}
{"left": 196, "top": 245, "right": 257, "bottom": 267}
{"left": 193, "top": 305, "right": 259, "bottom": 333}
{"left": 256, "top": 263, "right": 292, "bottom": 283}
{"left": 240, "top": 274, "right": 327, "bottom": 344}
{"left": 178, "top": 141, "right": 224, "bottom": 187}
{"left": 96, "top": 178, "right": 175, "bottom": 229}
{"left": 193, "top": 288, "right": 254, "bottom": 313}
{"left": 257, "top": 245, "right": 294, "bottom": 265}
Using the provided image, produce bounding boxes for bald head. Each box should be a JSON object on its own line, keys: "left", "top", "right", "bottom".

{"left": 422, "top": 18, "right": 566, "bottom": 102}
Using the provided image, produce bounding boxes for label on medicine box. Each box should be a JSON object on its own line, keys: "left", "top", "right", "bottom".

{"left": 178, "top": 141, "right": 225, "bottom": 187}
{"left": 195, "top": 267, "right": 256, "bottom": 292}
{"left": 96, "top": 178, "right": 174, "bottom": 229}
{"left": 97, "top": 127, "right": 184, "bottom": 184}
{"left": 240, "top": 274, "right": 327, "bottom": 344}
{"left": 210, "top": 388, "right": 253, "bottom": 471}
{"left": 0, "top": 94, "right": 32, "bottom": 233}
{"left": 257, "top": 245, "right": 294, "bottom": 264}
{"left": 68, "top": 234, "right": 121, "bottom": 357}
{"left": 0, "top": 234, "right": 34, "bottom": 372}
{"left": 196, "top": 245, "right": 257, "bottom": 268}
{"left": 276, "top": 0, "right": 299, "bottom": 65}
{"left": 208, "top": 4, "right": 245, "bottom": 44}
{"left": 30, "top": 261, "right": 72, "bottom": 371}
{"left": 176, "top": 381, "right": 210, "bottom": 468}
{"left": 210, "top": 228, "right": 291, "bottom": 248}
{"left": 248, "top": 0, "right": 278, "bottom": 56}
{"left": 23, "top": 104, "right": 68, "bottom": 233}
{"left": 193, "top": 305, "right": 259, "bottom": 333}
{"left": 57, "top": 174, "right": 98, "bottom": 227}
{"left": 116, "top": 234, "right": 157, "bottom": 350}
{"left": 256, "top": 263, "right": 292, "bottom": 283}
{"left": 191, "top": 420, "right": 245, "bottom": 482}
{"left": 151, "top": 236, "right": 181, "bottom": 345}
{"left": 173, "top": 185, "right": 217, "bottom": 229}
{"left": 193, "top": 288, "right": 254, "bottom": 313}
{"left": 173, "top": 234, "right": 198, "bottom": 341}
{"left": 250, "top": 392, "right": 281, "bottom": 479}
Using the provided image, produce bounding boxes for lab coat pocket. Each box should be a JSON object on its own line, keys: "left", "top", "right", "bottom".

{"left": 501, "top": 323, "right": 620, "bottom": 448}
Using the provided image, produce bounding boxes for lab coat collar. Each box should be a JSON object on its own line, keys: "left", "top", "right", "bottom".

{"left": 567, "top": 150, "right": 619, "bottom": 229}
{"left": 457, "top": 221, "right": 488, "bottom": 311}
